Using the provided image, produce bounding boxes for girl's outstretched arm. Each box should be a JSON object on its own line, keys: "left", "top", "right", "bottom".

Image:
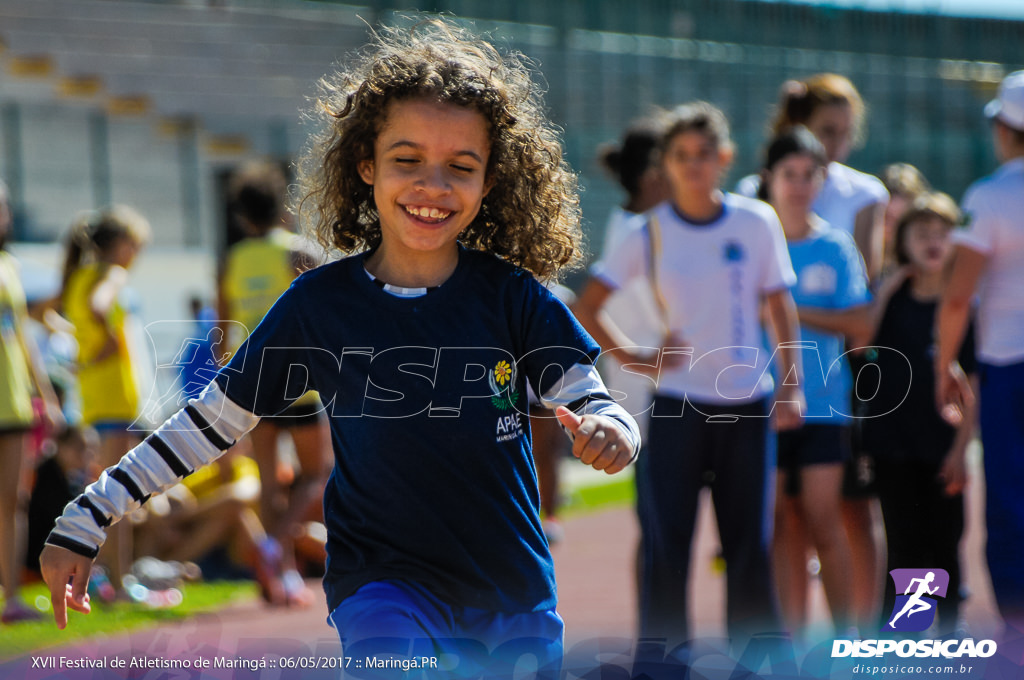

{"left": 39, "top": 381, "right": 261, "bottom": 627}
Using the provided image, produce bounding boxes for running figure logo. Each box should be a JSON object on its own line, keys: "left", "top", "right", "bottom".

{"left": 884, "top": 569, "right": 950, "bottom": 632}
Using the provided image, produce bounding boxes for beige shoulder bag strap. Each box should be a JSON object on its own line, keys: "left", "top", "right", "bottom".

{"left": 645, "top": 215, "right": 671, "bottom": 341}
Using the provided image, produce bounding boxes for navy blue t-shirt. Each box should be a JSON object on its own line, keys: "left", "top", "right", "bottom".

{"left": 215, "top": 248, "right": 601, "bottom": 614}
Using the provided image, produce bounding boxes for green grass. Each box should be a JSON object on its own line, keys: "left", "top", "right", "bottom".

{"left": 1, "top": 474, "right": 633, "bottom": 661}
{"left": 559, "top": 470, "right": 636, "bottom": 518}
{"left": 0, "top": 580, "right": 257, "bottom": 660}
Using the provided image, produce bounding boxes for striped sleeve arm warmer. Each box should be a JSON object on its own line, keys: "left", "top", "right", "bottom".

{"left": 45, "top": 381, "right": 260, "bottom": 558}
{"left": 536, "top": 361, "right": 641, "bottom": 463}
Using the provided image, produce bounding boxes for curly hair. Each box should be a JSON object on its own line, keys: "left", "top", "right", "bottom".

{"left": 295, "top": 18, "right": 582, "bottom": 281}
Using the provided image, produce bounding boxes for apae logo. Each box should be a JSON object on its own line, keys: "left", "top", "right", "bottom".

{"left": 489, "top": 359, "right": 524, "bottom": 443}
{"left": 885, "top": 568, "right": 948, "bottom": 632}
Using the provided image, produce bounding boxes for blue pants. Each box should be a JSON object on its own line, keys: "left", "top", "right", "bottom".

{"left": 328, "top": 580, "right": 563, "bottom": 680}
{"left": 636, "top": 396, "right": 778, "bottom": 646}
{"left": 979, "top": 361, "right": 1024, "bottom": 625}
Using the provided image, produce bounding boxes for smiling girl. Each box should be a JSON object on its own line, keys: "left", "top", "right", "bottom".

{"left": 40, "top": 19, "right": 639, "bottom": 676}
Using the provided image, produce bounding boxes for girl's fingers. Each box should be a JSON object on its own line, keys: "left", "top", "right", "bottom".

{"left": 50, "top": 577, "right": 69, "bottom": 629}
{"left": 69, "top": 563, "right": 91, "bottom": 610}
{"left": 554, "top": 406, "right": 583, "bottom": 435}
{"left": 66, "top": 583, "right": 92, "bottom": 614}
{"left": 580, "top": 430, "right": 634, "bottom": 473}
{"left": 560, "top": 414, "right": 632, "bottom": 473}
{"left": 593, "top": 441, "right": 633, "bottom": 474}
{"left": 576, "top": 428, "right": 607, "bottom": 464}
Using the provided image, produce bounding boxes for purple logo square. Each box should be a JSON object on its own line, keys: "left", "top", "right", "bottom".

{"left": 884, "top": 568, "right": 950, "bottom": 632}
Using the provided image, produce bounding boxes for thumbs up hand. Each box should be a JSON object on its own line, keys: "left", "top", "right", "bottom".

{"left": 554, "top": 406, "right": 635, "bottom": 475}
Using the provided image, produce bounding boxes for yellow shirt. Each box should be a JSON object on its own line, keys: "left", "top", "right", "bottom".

{"left": 181, "top": 454, "right": 260, "bottom": 502}
{"left": 223, "top": 228, "right": 299, "bottom": 352}
{"left": 63, "top": 263, "right": 139, "bottom": 424}
{"left": 0, "top": 251, "right": 34, "bottom": 428}
{"left": 223, "top": 228, "right": 318, "bottom": 407}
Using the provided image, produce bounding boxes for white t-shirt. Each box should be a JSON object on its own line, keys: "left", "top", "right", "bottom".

{"left": 954, "top": 158, "right": 1024, "bottom": 365}
{"left": 599, "top": 207, "right": 665, "bottom": 347}
{"left": 735, "top": 162, "right": 888, "bottom": 236}
{"left": 597, "top": 207, "right": 664, "bottom": 427}
{"left": 602, "top": 206, "right": 641, "bottom": 255}
{"left": 813, "top": 162, "right": 889, "bottom": 236}
{"left": 593, "top": 195, "right": 797, "bottom": 405}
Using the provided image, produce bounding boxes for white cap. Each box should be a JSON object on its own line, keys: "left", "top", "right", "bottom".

{"left": 985, "top": 70, "right": 1024, "bottom": 131}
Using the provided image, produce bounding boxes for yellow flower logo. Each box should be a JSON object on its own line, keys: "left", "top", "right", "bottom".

{"left": 494, "top": 360, "right": 512, "bottom": 386}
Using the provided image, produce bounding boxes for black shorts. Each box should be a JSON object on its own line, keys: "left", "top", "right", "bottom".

{"left": 262, "top": 400, "right": 325, "bottom": 428}
{"left": 777, "top": 424, "right": 851, "bottom": 497}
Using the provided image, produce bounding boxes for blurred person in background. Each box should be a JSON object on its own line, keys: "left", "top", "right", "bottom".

{"left": 759, "top": 126, "right": 869, "bottom": 640}
{"left": 864, "top": 193, "right": 977, "bottom": 636}
{"left": 0, "top": 179, "right": 64, "bottom": 623}
{"left": 218, "top": 160, "right": 329, "bottom": 607}
{"left": 739, "top": 74, "right": 889, "bottom": 280}
{"left": 937, "top": 70, "right": 1024, "bottom": 635}
{"left": 598, "top": 115, "right": 672, "bottom": 255}
{"left": 60, "top": 205, "right": 151, "bottom": 597}
{"left": 23, "top": 285, "right": 79, "bottom": 427}
{"left": 880, "top": 163, "right": 931, "bottom": 273}
{"left": 134, "top": 446, "right": 294, "bottom": 604}
{"left": 583, "top": 113, "right": 671, "bottom": 597}
{"left": 26, "top": 426, "right": 99, "bottom": 578}
{"left": 575, "top": 101, "right": 802, "bottom": 647}
{"left": 592, "top": 114, "right": 671, "bottom": 440}
{"left": 740, "top": 73, "right": 890, "bottom": 632}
